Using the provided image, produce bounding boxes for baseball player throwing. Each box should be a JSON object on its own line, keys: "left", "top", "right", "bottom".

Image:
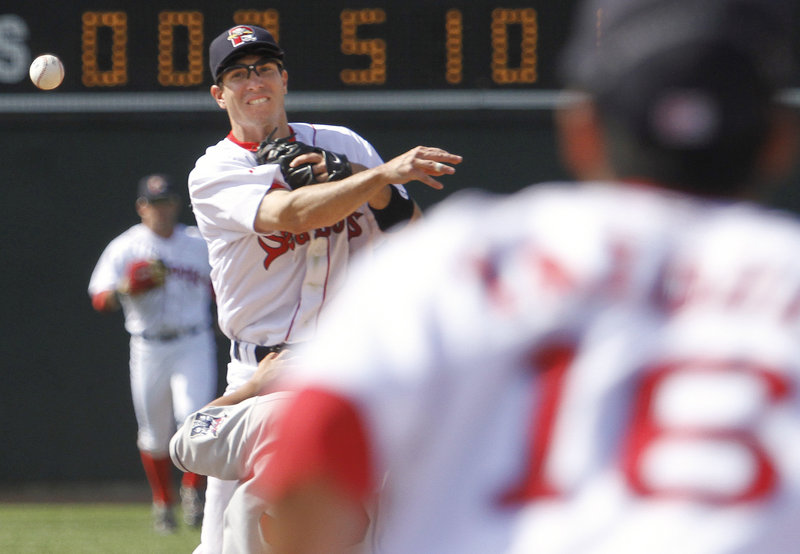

{"left": 88, "top": 174, "right": 217, "bottom": 534}
{"left": 261, "top": 0, "right": 800, "bottom": 552}
{"left": 186, "top": 24, "right": 461, "bottom": 553}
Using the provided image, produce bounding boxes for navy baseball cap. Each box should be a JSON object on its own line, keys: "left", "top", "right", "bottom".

{"left": 138, "top": 174, "right": 178, "bottom": 202}
{"left": 560, "top": 0, "right": 796, "bottom": 151}
{"left": 209, "top": 25, "right": 284, "bottom": 82}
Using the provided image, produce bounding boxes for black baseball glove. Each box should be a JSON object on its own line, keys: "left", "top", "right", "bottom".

{"left": 255, "top": 130, "right": 353, "bottom": 188}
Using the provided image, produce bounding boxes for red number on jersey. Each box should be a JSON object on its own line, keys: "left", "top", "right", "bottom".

{"left": 501, "top": 343, "right": 574, "bottom": 503}
{"left": 622, "top": 359, "right": 790, "bottom": 504}
{"left": 502, "top": 347, "right": 791, "bottom": 505}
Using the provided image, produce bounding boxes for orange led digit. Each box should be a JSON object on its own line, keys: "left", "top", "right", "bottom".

{"left": 491, "top": 8, "right": 537, "bottom": 85}
{"left": 81, "top": 11, "right": 127, "bottom": 87}
{"left": 340, "top": 8, "right": 387, "bottom": 85}
{"left": 233, "top": 9, "right": 280, "bottom": 43}
{"left": 445, "top": 9, "right": 463, "bottom": 84}
{"left": 157, "top": 11, "right": 204, "bottom": 87}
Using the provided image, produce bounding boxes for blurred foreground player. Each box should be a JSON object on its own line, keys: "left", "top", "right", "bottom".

{"left": 89, "top": 175, "right": 218, "bottom": 533}
{"left": 263, "top": 0, "right": 800, "bottom": 552}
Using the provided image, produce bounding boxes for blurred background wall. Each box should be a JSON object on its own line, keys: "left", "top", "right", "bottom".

{"left": 0, "top": 107, "right": 566, "bottom": 485}
{"left": 2, "top": 0, "right": 799, "bottom": 490}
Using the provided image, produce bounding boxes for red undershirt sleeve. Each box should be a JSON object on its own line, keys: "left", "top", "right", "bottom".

{"left": 264, "top": 387, "right": 374, "bottom": 505}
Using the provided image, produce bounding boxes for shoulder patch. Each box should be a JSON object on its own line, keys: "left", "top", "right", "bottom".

{"left": 189, "top": 411, "right": 227, "bottom": 438}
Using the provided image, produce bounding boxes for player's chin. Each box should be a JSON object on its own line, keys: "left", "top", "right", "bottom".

{"left": 247, "top": 102, "right": 281, "bottom": 124}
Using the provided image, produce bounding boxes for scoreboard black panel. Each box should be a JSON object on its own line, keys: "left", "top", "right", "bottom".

{"left": 0, "top": 1, "right": 580, "bottom": 93}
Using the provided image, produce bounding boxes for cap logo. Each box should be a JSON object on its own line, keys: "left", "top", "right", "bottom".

{"left": 147, "top": 175, "right": 168, "bottom": 195}
{"left": 650, "top": 90, "right": 720, "bottom": 148}
{"left": 227, "top": 26, "right": 258, "bottom": 48}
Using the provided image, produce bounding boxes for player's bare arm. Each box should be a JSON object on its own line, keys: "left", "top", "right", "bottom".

{"left": 270, "top": 478, "right": 368, "bottom": 554}
{"left": 254, "top": 146, "right": 462, "bottom": 234}
{"left": 282, "top": 155, "right": 422, "bottom": 219}
{"left": 206, "top": 352, "right": 290, "bottom": 408}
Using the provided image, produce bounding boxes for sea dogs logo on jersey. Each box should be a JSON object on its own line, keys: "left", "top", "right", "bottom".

{"left": 190, "top": 412, "right": 227, "bottom": 438}
{"left": 226, "top": 26, "right": 259, "bottom": 48}
{"left": 258, "top": 212, "right": 365, "bottom": 271}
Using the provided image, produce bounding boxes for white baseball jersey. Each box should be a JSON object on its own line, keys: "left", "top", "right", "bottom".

{"left": 273, "top": 182, "right": 800, "bottom": 553}
{"left": 188, "top": 123, "right": 393, "bottom": 347}
{"left": 88, "top": 223, "right": 213, "bottom": 337}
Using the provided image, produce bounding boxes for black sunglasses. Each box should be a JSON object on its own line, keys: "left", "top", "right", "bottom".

{"left": 217, "top": 58, "right": 283, "bottom": 85}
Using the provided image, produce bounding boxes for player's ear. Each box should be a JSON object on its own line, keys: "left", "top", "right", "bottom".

{"left": 135, "top": 198, "right": 148, "bottom": 217}
{"left": 757, "top": 105, "right": 800, "bottom": 183}
{"left": 211, "top": 84, "right": 226, "bottom": 109}
{"left": 282, "top": 69, "right": 288, "bottom": 94}
{"left": 555, "top": 95, "right": 610, "bottom": 180}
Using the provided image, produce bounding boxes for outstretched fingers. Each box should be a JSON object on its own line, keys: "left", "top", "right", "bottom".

{"left": 406, "top": 146, "right": 463, "bottom": 189}
{"left": 419, "top": 147, "right": 463, "bottom": 172}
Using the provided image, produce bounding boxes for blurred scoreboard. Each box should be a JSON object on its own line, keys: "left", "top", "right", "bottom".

{"left": 0, "top": 1, "right": 580, "bottom": 93}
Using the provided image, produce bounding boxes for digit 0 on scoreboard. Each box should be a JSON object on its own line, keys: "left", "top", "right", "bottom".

{"left": 445, "top": 9, "right": 464, "bottom": 85}
{"left": 157, "top": 11, "right": 204, "bottom": 86}
{"left": 491, "top": 8, "right": 538, "bottom": 84}
{"left": 81, "top": 11, "right": 127, "bottom": 87}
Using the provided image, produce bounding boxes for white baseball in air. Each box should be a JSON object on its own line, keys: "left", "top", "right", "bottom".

{"left": 29, "top": 54, "right": 65, "bottom": 90}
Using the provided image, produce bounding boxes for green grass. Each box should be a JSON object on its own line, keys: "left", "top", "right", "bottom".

{"left": 0, "top": 503, "right": 201, "bottom": 553}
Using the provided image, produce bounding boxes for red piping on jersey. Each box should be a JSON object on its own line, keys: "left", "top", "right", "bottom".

{"left": 284, "top": 301, "right": 301, "bottom": 341}
{"left": 282, "top": 228, "right": 333, "bottom": 343}
{"left": 313, "top": 238, "right": 333, "bottom": 331}
{"left": 269, "top": 182, "right": 291, "bottom": 192}
{"left": 226, "top": 131, "right": 261, "bottom": 152}
{"left": 226, "top": 125, "right": 297, "bottom": 152}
